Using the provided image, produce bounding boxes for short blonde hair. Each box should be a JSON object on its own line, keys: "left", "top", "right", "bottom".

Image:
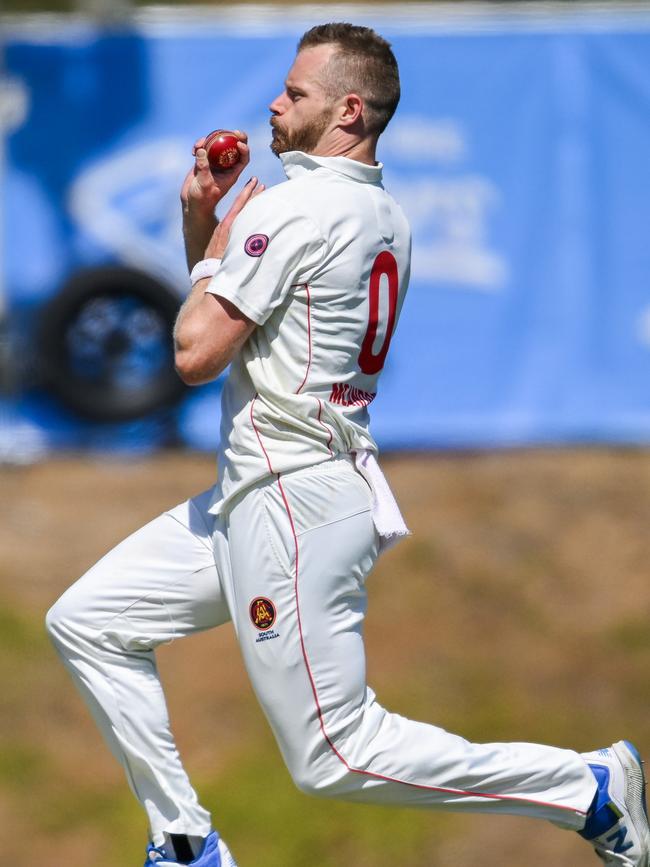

{"left": 298, "top": 23, "right": 401, "bottom": 136}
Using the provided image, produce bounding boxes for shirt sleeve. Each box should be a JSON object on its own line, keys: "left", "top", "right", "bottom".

{"left": 205, "top": 189, "right": 325, "bottom": 325}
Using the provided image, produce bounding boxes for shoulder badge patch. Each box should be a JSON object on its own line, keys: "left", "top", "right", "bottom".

{"left": 245, "top": 233, "right": 269, "bottom": 257}
{"left": 250, "top": 597, "right": 276, "bottom": 631}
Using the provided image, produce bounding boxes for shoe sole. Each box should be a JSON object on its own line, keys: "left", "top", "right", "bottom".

{"left": 614, "top": 740, "right": 650, "bottom": 866}
{"left": 623, "top": 741, "right": 650, "bottom": 824}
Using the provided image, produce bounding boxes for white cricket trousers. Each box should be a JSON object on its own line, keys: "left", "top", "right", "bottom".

{"left": 46, "top": 456, "right": 596, "bottom": 846}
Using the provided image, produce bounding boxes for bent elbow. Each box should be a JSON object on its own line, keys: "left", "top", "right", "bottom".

{"left": 174, "top": 349, "right": 217, "bottom": 386}
{"left": 175, "top": 366, "right": 203, "bottom": 387}
{"left": 174, "top": 352, "right": 209, "bottom": 385}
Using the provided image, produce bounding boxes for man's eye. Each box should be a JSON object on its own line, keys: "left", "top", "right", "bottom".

{"left": 288, "top": 91, "right": 302, "bottom": 101}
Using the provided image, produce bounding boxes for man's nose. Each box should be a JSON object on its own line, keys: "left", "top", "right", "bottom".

{"left": 269, "top": 93, "right": 286, "bottom": 115}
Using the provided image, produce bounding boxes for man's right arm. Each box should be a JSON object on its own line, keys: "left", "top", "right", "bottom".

{"left": 174, "top": 177, "right": 265, "bottom": 386}
{"left": 183, "top": 211, "right": 218, "bottom": 273}
{"left": 180, "top": 130, "right": 250, "bottom": 271}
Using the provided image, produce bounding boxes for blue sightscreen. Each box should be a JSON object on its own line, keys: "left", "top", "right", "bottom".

{"left": 4, "top": 10, "right": 650, "bottom": 452}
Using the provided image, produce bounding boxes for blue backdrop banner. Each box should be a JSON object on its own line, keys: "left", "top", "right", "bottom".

{"left": 3, "top": 5, "right": 650, "bottom": 457}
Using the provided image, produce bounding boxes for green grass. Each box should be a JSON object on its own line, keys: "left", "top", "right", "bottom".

{"left": 197, "top": 745, "right": 452, "bottom": 867}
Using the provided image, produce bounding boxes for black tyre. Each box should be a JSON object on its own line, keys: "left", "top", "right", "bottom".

{"left": 40, "top": 266, "right": 187, "bottom": 422}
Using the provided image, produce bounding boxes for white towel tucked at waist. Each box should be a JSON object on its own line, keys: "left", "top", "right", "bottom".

{"left": 352, "top": 449, "right": 411, "bottom": 552}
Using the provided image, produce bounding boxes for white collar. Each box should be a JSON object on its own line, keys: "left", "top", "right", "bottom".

{"left": 280, "top": 150, "right": 383, "bottom": 185}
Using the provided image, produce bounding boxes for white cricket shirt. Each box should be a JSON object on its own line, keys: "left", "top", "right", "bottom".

{"left": 206, "top": 150, "right": 411, "bottom": 514}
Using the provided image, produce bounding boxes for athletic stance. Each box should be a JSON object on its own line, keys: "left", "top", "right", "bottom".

{"left": 47, "top": 23, "right": 650, "bottom": 867}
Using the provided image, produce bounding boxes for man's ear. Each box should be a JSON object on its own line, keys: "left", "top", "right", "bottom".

{"left": 338, "top": 93, "right": 364, "bottom": 127}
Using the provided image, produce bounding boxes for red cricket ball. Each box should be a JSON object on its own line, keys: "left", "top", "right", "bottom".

{"left": 203, "top": 130, "right": 241, "bottom": 172}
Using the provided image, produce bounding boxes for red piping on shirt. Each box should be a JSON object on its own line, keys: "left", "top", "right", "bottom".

{"left": 316, "top": 398, "right": 333, "bottom": 457}
{"left": 250, "top": 395, "right": 275, "bottom": 475}
{"left": 295, "top": 284, "right": 312, "bottom": 395}
{"left": 291, "top": 284, "right": 334, "bottom": 455}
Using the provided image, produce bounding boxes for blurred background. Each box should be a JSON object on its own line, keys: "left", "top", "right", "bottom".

{"left": 2, "top": 2, "right": 650, "bottom": 866}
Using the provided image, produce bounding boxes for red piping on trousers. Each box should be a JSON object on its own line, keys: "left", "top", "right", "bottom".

{"left": 249, "top": 395, "right": 584, "bottom": 814}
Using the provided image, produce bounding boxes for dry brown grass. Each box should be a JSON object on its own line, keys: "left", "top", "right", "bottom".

{"left": 1, "top": 449, "right": 649, "bottom": 866}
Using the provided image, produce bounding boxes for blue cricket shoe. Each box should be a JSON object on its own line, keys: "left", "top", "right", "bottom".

{"left": 580, "top": 740, "right": 650, "bottom": 865}
{"left": 144, "top": 831, "right": 238, "bottom": 867}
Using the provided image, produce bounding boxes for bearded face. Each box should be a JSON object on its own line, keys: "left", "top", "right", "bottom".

{"left": 269, "top": 108, "right": 333, "bottom": 157}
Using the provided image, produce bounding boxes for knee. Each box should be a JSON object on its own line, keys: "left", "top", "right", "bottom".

{"left": 45, "top": 598, "right": 67, "bottom": 645}
{"left": 45, "top": 592, "right": 82, "bottom": 649}
{"left": 291, "top": 769, "right": 330, "bottom": 799}
{"left": 288, "top": 759, "right": 350, "bottom": 800}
